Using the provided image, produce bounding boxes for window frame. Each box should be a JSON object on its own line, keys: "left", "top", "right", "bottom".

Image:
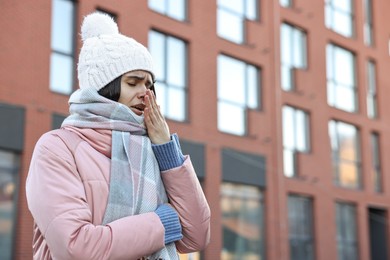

{"left": 280, "top": 22, "right": 307, "bottom": 91}
{"left": 50, "top": 0, "right": 77, "bottom": 95}
{"left": 148, "top": 0, "right": 188, "bottom": 21}
{"left": 220, "top": 182, "right": 265, "bottom": 260}
{"left": 0, "top": 150, "right": 20, "bottom": 260}
{"left": 367, "top": 60, "right": 378, "bottom": 119}
{"left": 363, "top": 0, "right": 374, "bottom": 46}
{"left": 326, "top": 44, "right": 358, "bottom": 113}
{"left": 335, "top": 202, "right": 359, "bottom": 260}
{"left": 288, "top": 195, "right": 315, "bottom": 260}
{"left": 325, "top": 0, "right": 354, "bottom": 38}
{"left": 328, "top": 120, "right": 362, "bottom": 189}
{"left": 217, "top": 0, "right": 259, "bottom": 44}
{"left": 282, "top": 105, "right": 310, "bottom": 177}
{"left": 217, "top": 54, "right": 261, "bottom": 136}
{"left": 148, "top": 30, "right": 189, "bottom": 122}
{"left": 371, "top": 132, "right": 382, "bottom": 193}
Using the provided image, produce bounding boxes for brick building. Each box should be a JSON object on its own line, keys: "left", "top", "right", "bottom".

{"left": 1, "top": 0, "right": 390, "bottom": 259}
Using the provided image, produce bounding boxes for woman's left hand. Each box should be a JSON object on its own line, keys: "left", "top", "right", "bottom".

{"left": 144, "top": 89, "right": 171, "bottom": 144}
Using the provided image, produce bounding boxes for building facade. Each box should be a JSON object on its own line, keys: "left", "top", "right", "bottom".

{"left": 1, "top": 0, "right": 390, "bottom": 259}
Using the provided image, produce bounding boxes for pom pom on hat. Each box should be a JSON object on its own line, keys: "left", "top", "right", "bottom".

{"left": 81, "top": 12, "right": 119, "bottom": 42}
{"left": 77, "top": 12, "right": 155, "bottom": 91}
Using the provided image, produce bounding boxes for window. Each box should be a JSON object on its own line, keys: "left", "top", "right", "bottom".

{"left": 148, "top": 31, "right": 188, "bottom": 121}
{"left": 218, "top": 55, "right": 260, "bottom": 136}
{"left": 367, "top": 60, "right": 377, "bottom": 119}
{"left": 326, "top": 44, "right": 357, "bottom": 112}
{"left": 280, "top": 0, "right": 292, "bottom": 7}
{"left": 282, "top": 106, "right": 310, "bottom": 177}
{"left": 336, "top": 202, "right": 358, "bottom": 260}
{"left": 364, "top": 0, "right": 374, "bottom": 46}
{"left": 325, "top": 0, "right": 353, "bottom": 37}
{"left": 371, "top": 133, "right": 382, "bottom": 193}
{"left": 221, "top": 183, "right": 264, "bottom": 260}
{"left": 148, "top": 0, "right": 187, "bottom": 21}
{"left": 50, "top": 0, "right": 76, "bottom": 94}
{"left": 280, "top": 23, "right": 307, "bottom": 91}
{"left": 0, "top": 150, "right": 20, "bottom": 260}
{"left": 217, "top": 0, "right": 258, "bottom": 44}
{"left": 288, "top": 195, "right": 315, "bottom": 260}
{"left": 329, "top": 120, "right": 361, "bottom": 189}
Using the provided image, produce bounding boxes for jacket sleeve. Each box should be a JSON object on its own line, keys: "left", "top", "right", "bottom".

{"left": 26, "top": 133, "right": 165, "bottom": 260}
{"left": 161, "top": 156, "right": 211, "bottom": 253}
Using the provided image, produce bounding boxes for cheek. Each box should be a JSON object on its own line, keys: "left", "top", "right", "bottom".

{"left": 119, "top": 87, "right": 138, "bottom": 103}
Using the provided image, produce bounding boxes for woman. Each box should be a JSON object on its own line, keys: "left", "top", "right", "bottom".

{"left": 26, "top": 12, "right": 210, "bottom": 260}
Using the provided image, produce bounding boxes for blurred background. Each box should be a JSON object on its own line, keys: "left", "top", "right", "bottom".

{"left": 1, "top": 0, "right": 390, "bottom": 259}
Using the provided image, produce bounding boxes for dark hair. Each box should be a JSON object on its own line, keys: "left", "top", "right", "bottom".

{"left": 98, "top": 76, "right": 122, "bottom": 102}
{"left": 98, "top": 75, "right": 156, "bottom": 101}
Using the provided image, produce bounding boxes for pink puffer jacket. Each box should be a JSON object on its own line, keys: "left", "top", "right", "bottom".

{"left": 26, "top": 127, "right": 210, "bottom": 260}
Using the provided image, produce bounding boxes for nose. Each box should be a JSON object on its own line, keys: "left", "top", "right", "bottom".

{"left": 137, "top": 84, "right": 148, "bottom": 100}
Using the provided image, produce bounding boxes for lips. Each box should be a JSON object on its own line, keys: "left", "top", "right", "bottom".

{"left": 130, "top": 103, "right": 145, "bottom": 115}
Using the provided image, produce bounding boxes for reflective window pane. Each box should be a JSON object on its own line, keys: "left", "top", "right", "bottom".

{"left": 247, "top": 66, "right": 259, "bottom": 109}
{"left": 167, "top": 37, "right": 186, "bottom": 87}
{"left": 282, "top": 106, "right": 310, "bottom": 177}
{"left": 167, "top": 88, "right": 186, "bottom": 121}
{"left": 148, "top": 0, "right": 165, "bottom": 14}
{"left": 218, "top": 55, "right": 260, "bottom": 135}
{"left": 364, "top": 0, "right": 374, "bottom": 46}
{"left": 50, "top": 0, "right": 75, "bottom": 94}
{"left": 217, "top": 0, "right": 258, "bottom": 43}
{"left": 367, "top": 61, "right": 377, "bottom": 118}
{"left": 218, "top": 102, "right": 246, "bottom": 136}
{"left": 155, "top": 82, "right": 168, "bottom": 116}
{"left": 280, "top": 23, "right": 307, "bottom": 91}
{"left": 295, "top": 110, "right": 309, "bottom": 152}
{"left": 168, "top": 0, "right": 186, "bottom": 21}
{"left": 371, "top": 133, "right": 382, "bottom": 192}
{"left": 329, "top": 120, "right": 361, "bottom": 188}
{"left": 336, "top": 203, "right": 358, "bottom": 260}
{"left": 218, "top": 0, "right": 244, "bottom": 14}
{"left": 280, "top": 0, "right": 293, "bottom": 7}
{"left": 50, "top": 53, "right": 74, "bottom": 94}
{"left": 148, "top": 0, "right": 187, "bottom": 21}
{"left": 283, "top": 106, "right": 295, "bottom": 149}
{"left": 218, "top": 55, "right": 246, "bottom": 105}
{"left": 245, "top": 0, "right": 258, "bottom": 20}
{"left": 288, "top": 195, "right": 315, "bottom": 260}
{"left": 334, "top": 0, "right": 351, "bottom": 13}
{"left": 51, "top": 0, "right": 74, "bottom": 54}
{"left": 283, "top": 149, "right": 295, "bottom": 178}
{"left": 0, "top": 150, "right": 19, "bottom": 260}
{"left": 149, "top": 31, "right": 166, "bottom": 81}
{"left": 217, "top": 9, "right": 244, "bottom": 44}
{"left": 326, "top": 45, "right": 356, "bottom": 112}
{"left": 335, "top": 87, "right": 355, "bottom": 112}
{"left": 325, "top": 0, "right": 353, "bottom": 37}
{"left": 281, "top": 66, "right": 293, "bottom": 91}
{"left": 148, "top": 31, "right": 187, "bottom": 121}
{"left": 221, "top": 183, "right": 264, "bottom": 260}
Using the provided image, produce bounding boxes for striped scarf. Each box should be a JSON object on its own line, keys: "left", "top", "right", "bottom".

{"left": 62, "top": 87, "right": 178, "bottom": 260}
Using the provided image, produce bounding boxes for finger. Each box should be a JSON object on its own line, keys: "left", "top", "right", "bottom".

{"left": 149, "top": 89, "right": 158, "bottom": 110}
{"left": 145, "top": 94, "right": 159, "bottom": 124}
{"left": 147, "top": 90, "right": 164, "bottom": 121}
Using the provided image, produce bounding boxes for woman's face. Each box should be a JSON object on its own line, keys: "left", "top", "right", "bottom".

{"left": 118, "top": 70, "right": 154, "bottom": 116}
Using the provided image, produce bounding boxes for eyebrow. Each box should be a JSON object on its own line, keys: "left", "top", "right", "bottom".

{"left": 124, "top": 75, "right": 153, "bottom": 85}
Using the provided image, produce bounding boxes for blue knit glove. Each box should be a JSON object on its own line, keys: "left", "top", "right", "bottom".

{"left": 155, "top": 204, "right": 183, "bottom": 244}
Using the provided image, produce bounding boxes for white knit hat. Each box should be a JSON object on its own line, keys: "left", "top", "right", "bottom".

{"left": 77, "top": 12, "right": 154, "bottom": 91}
